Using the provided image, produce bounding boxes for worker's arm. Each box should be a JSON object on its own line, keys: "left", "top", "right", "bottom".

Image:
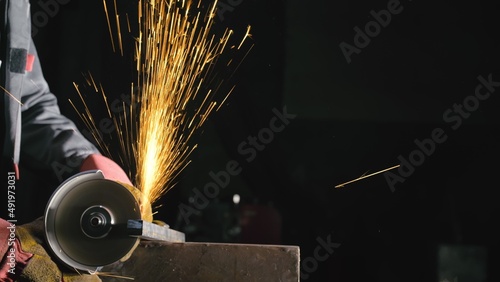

{"left": 19, "top": 40, "right": 132, "bottom": 186}
{"left": 19, "top": 40, "right": 100, "bottom": 180}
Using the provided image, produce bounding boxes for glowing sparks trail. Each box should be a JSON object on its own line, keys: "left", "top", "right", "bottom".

{"left": 133, "top": 0, "right": 243, "bottom": 212}
{"left": 1, "top": 85, "right": 23, "bottom": 105}
{"left": 73, "top": 0, "right": 252, "bottom": 218}
{"left": 334, "top": 165, "right": 400, "bottom": 188}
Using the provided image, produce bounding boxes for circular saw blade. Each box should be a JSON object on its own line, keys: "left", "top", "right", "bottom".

{"left": 45, "top": 170, "right": 141, "bottom": 272}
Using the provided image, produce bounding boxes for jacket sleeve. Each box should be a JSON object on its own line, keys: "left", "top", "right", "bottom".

{"left": 18, "top": 40, "right": 100, "bottom": 180}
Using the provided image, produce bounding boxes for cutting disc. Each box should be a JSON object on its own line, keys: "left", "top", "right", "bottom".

{"left": 44, "top": 170, "right": 142, "bottom": 272}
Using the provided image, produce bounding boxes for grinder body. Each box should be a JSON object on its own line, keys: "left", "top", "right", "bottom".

{"left": 44, "top": 170, "right": 184, "bottom": 273}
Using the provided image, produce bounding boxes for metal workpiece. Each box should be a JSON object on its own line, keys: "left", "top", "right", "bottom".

{"left": 101, "top": 241, "right": 300, "bottom": 281}
{"left": 127, "top": 219, "right": 185, "bottom": 242}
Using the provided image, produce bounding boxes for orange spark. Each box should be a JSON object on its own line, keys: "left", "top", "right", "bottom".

{"left": 334, "top": 165, "right": 401, "bottom": 188}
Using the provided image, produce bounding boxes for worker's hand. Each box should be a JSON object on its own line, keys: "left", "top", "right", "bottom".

{"left": 0, "top": 217, "right": 101, "bottom": 282}
{"left": 80, "top": 154, "right": 133, "bottom": 186}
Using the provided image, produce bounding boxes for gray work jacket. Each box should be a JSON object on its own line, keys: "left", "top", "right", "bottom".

{"left": 1, "top": 0, "right": 98, "bottom": 179}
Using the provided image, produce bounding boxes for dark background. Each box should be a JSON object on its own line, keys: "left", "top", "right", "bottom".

{"left": 31, "top": 0, "right": 500, "bottom": 281}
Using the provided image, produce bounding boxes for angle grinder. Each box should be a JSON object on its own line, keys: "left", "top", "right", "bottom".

{"left": 44, "top": 170, "right": 185, "bottom": 273}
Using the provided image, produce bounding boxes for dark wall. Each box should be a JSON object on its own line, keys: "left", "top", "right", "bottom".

{"left": 31, "top": 0, "right": 500, "bottom": 281}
